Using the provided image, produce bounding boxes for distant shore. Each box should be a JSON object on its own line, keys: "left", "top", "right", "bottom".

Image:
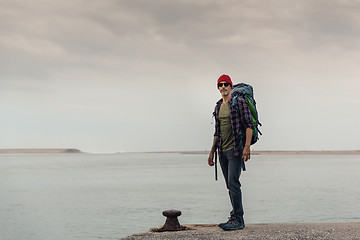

{"left": 253, "top": 150, "right": 360, "bottom": 155}
{"left": 1, "top": 149, "right": 360, "bottom": 155}
{"left": 146, "top": 150, "right": 360, "bottom": 155}
{"left": 0, "top": 149, "right": 83, "bottom": 154}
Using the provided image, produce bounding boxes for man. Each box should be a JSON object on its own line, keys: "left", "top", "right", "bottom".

{"left": 208, "top": 74, "right": 254, "bottom": 231}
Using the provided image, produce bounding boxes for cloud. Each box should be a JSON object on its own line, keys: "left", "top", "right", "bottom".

{"left": 2, "top": 0, "right": 360, "bottom": 75}
{"left": 1, "top": 0, "right": 360, "bottom": 151}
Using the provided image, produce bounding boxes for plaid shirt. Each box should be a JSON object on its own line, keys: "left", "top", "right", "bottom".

{"left": 213, "top": 96, "right": 254, "bottom": 158}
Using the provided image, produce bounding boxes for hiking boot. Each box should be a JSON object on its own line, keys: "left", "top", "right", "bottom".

{"left": 221, "top": 217, "right": 245, "bottom": 231}
{"left": 218, "top": 217, "right": 235, "bottom": 228}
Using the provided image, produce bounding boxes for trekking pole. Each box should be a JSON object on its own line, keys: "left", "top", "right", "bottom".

{"left": 214, "top": 138, "right": 219, "bottom": 181}
{"left": 214, "top": 148, "right": 218, "bottom": 181}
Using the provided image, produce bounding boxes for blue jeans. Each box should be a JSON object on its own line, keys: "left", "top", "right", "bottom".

{"left": 219, "top": 149, "right": 244, "bottom": 220}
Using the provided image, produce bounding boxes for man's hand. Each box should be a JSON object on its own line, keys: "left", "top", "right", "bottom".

{"left": 243, "top": 128, "right": 253, "bottom": 162}
{"left": 242, "top": 145, "right": 251, "bottom": 162}
{"left": 208, "top": 152, "right": 214, "bottom": 166}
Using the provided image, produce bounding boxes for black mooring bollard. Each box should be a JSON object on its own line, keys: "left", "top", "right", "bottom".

{"left": 158, "top": 209, "right": 186, "bottom": 231}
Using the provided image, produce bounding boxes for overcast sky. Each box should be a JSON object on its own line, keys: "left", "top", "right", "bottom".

{"left": 1, "top": 0, "right": 360, "bottom": 153}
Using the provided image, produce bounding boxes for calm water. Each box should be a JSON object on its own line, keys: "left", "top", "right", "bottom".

{"left": 1, "top": 153, "right": 360, "bottom": 240}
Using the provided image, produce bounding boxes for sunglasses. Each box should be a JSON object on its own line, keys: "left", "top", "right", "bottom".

{"left": 218, "top": 82, "right": 231, "bottom": 88}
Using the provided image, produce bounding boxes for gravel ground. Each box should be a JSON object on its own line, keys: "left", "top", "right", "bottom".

{"left": 121, "top": 222, "right": 360, "bottom": 240}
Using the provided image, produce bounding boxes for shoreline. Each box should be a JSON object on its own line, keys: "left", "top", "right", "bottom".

{"left": 121, "top": 222, "right": 360, "bottom": 240}
{"left": 1, "top": 149, "right": 360, "bottom": 155}
{"left": 252, "top": 150, "right": 360, "bottom": 155}
{"left": 0, "top": 149, "right": 83, "bottom": 154}
{"left": 146, "top": 150, "right": 360, "bottom": 155}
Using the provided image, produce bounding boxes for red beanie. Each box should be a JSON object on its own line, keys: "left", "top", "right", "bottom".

{"left": 217, "top": 74, "right": 233, "bottom": 88}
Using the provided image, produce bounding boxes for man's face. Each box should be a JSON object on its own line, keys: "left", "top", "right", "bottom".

{"left": 218, "top": 81, "right": 232, "bottom": 97}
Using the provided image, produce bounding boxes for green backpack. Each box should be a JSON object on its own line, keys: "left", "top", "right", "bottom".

{"left": 231, "top": 83, "right": 262, "bottom": 145}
